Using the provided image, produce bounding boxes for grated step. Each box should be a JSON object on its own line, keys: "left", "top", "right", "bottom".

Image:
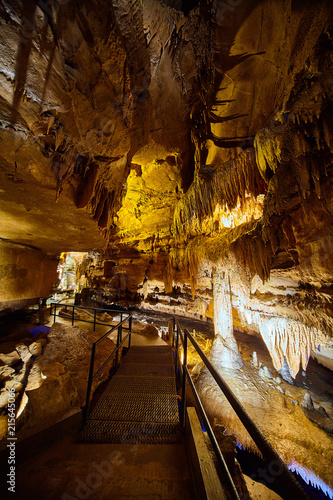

{"left": 117, "top": 362, "right": 175, "bottom": 378}
{"left": 81, "top": 342, "right": 180, "bottom": 444}
{"left": 89, "top": 393, "right": 180, "bottom": 422}
{"left": 81, "top": 420, "right": 182, "bottom": 444}
{"left": 104, "top": 376, "right": 177, "bottom": 396}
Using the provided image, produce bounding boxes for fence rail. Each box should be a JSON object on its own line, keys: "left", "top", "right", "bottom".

{"left": 83, "top": 313, "right": 132, "bottom": 423}
{"left": 172, "top": 318, "right": 309, "bottom": 500}
{"left": 50, "top": 301, "right": 129, "bottom": 331}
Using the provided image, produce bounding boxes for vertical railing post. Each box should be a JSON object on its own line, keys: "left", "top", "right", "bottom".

{"left": 172, "top": 317, "right": 176, "bottom": 347}
{"left": 93, "top": 309, "right": 96, "bottom": 332}
{"left": 53, "top": 303, "right": 56, "bottom": 324}
{"left": 115, "top": 327, "right": 120, "bottom": 370}
{"left": 72, "top": 305, "right": 75, "bottom": 326}
{"left": 182, "top": 332, "right": 188, "bottom": 429}
{"left": 128, "top": 315, "right": 132, "bottom": 348}
{"left": 175, "top": 323, "right": 179, "bottom": 372}
{"left": 83, "top": 343, "right": 96, "bottom": 424}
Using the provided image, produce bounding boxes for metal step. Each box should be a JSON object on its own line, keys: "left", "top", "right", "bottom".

{"left": 81, "top": 344, "right": 181, "bottom": 444}
{"left": 81, "top": 420, "right": 182, "bottom": 444}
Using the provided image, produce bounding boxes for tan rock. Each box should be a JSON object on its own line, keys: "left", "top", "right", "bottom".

{"left": 0, "top": 414, "right": 7, "bottom": 441}
{"left": 139, "top": 324, "right": 160, "bottom": 337}
{"left": 15, "top": 344, "right": 32, "bottom": 363}
{"left": 0, "top": 351, "right": 20, "bottom": 367}
{"left": 0, "top": 389, "right": 10, "bottom": 408}
{"left": 0, "top": 365, "right": 15, "bottom": 382}
{"left": 25, "top": 361, "right": 43, "bottom": 391}
{"left": 0, "top": 388, "right": 18, "bottom": 408}
{"left": 25, "top": 362, "right": 79, "bottom": 430}
{"left": 28, "top": 341, "right": 43, "bottom": 357}
{"left": 4, "top": 379, "right": 24, "bottom": 393}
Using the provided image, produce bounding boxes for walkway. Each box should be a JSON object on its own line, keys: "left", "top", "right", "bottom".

{"left": 81, "top": 345, "right": 182, "bottom": 444}
{"left": 5, "top": 318, "right": 194, "bottom": 500}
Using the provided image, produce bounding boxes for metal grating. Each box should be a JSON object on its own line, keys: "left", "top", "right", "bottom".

{"left": 104, "top": 376, "right": 177, "bottom": 396}
{"left": 81, "top": 343, "right": 181, "bottom": 444}
{"left": 116, "top": 362, "right": 175, "bottom": 378}
{"left": 128, "top": 346, "right": 171, "bottom": 354}
{"left": 123, "top": 353, "right": 173, "bottom": 365}
{"left": 81, "top": 420, "right": 181, "bottom": 444}
{"left": 89, "top": 393, "right": 179, "bottom": 422}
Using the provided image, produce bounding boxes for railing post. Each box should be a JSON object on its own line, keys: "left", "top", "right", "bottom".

{"left": 128, "top": 315, "right": 132, "bottom": 348}
{"left": 53, "top": 303, "right": 56, "bottom": 324}
{"left": 93, "top": 309, "right": 96, "bottom": 332}
{"left": 175, "top": 323, "right": 179, "bottom": 373}
{"left": 172, "top": 317, "right": 176, "bottom": 347}
{"left": 83, "top": 343, "right": 96, "bottom": 424}
{"left": 115, "top": 327, "right": 120, "bottom": 370}
{"left": 182, "top": 331, "right": 187, "bottom": 429}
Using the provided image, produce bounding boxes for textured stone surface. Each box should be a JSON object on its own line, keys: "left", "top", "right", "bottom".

{"left": 0, "top": 350, "right": 20, "bottom": 366}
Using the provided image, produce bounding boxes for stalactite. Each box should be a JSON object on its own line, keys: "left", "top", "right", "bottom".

{"left": 173, "top": 148, "right": 262, "bottom": 236}
{"left": 258, "top": 315, "right": 327, "bottom": 378}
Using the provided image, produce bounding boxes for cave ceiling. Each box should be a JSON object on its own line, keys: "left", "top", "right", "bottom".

{"left": 0, "top": 0, "right": 333, "bottom": 285}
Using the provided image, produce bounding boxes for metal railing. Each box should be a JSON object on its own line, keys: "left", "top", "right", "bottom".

{"left": 49, "top": 301, "right": 132, "bottom": 424}
{"left": 172, "top": 319, "right": 309, "bottom": 500}
{"left": 83, "top": 312, "right": 132, "bottom": 423}
{"left": 50, "top": 301, "right": 128, "bottom": 331}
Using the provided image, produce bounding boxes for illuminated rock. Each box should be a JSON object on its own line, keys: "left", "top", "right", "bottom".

{"left": 212, "top": 268, "right": 243, "bottom": 370}
{"left": 0, "top": 351, "right": 20, "bottom": 367}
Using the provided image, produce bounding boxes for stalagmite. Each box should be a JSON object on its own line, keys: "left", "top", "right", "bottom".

{"left": 210, "top": 267, "right": 243, "bottom": 370}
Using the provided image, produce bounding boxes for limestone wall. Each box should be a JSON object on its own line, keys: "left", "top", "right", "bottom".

{"left": 0, "top": 241, "right": 58, "bottom": 312}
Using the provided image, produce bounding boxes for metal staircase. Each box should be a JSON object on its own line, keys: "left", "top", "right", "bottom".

{"left": 80, "top": 345, "right": 182, "bottom": 444}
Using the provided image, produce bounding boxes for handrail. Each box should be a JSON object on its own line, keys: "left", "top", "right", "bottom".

{"left": 49, "top": 301, "right": 132, "bottom": 425}
{"left": 173, "top": 318, "right": 309, "bottom": 500}
{"left": 83, "top": 314, "right": 132, "bottom": 423}
{"left": 50, "top": 301, "right": 129, "bottom": 331}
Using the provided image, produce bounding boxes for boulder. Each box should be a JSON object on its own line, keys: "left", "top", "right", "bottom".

{"left": 28, "top": 341, "right": 44, "bottom": 357}
{"left": 0, "top": 365, "right": 15, "bottom": 383}
{"left": 139, "top": 324, "right": 160, "bottom": 337}
{"left": 14, "top": 360, "right": 32, "bottom": 384}
{"left": 0, "top": 351, "right": 20, "bottom": 367}
{"left": 15, "top": 344, "right": 32, "bottom": 363}
{"left": 4, "top": 379, "right": 24, "bottom": 393}
{"left": 0, "top": 388, "right": 18, "bottom": 409}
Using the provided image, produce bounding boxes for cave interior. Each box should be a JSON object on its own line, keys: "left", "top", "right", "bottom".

{"left": 0, "top": 0, "right": 333, "bottom": 498}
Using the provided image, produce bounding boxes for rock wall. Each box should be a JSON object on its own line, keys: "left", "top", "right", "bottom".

{"left": 0, "top": 240, "right": 58, "bottom": 312}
